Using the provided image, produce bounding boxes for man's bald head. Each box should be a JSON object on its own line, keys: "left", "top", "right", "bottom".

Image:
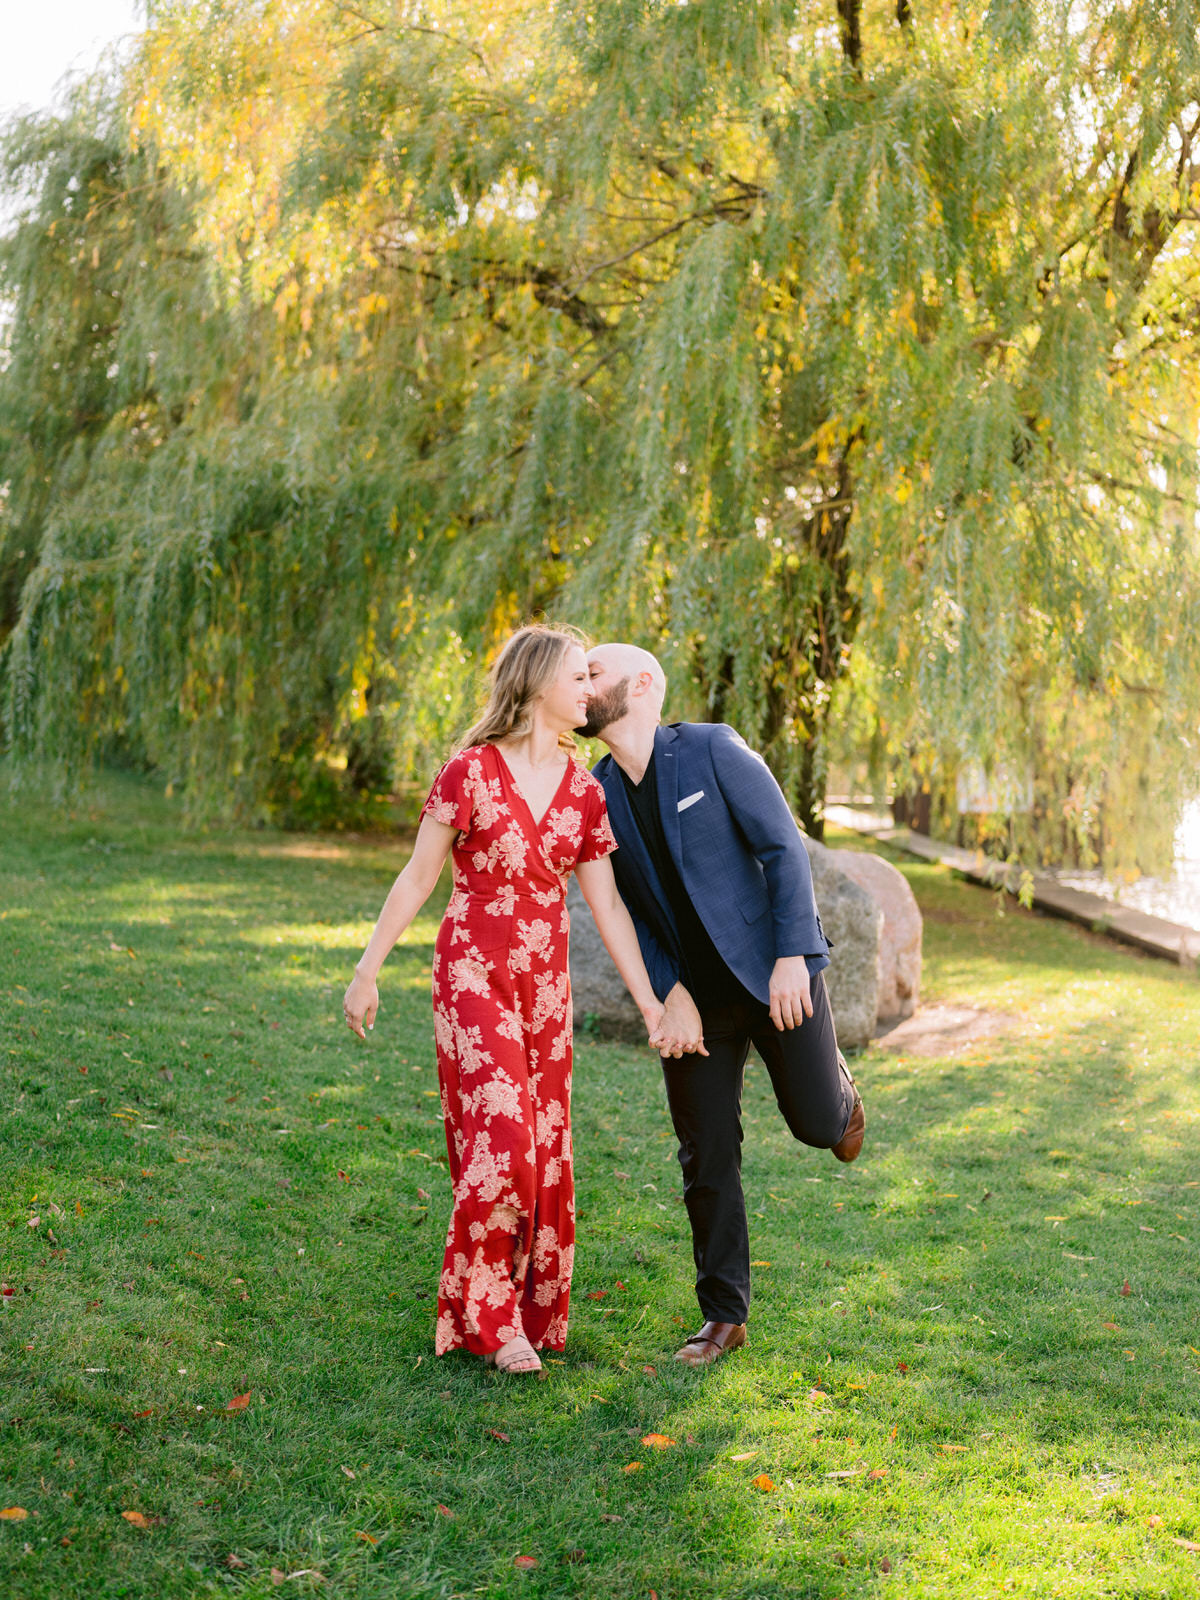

{"left": 581, "top": 642, "right": 667, "bottom": 739}
{"left": 591, "top": 643, "right": 666, "bottom": 699}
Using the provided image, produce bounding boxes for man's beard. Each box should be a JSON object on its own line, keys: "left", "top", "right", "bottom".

{"left": 580, "top": 677, "right": 630, "bottom": 738}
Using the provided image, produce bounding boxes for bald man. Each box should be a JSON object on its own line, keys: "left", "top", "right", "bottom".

{"left": 582, "top": 644, "right": 864, "bottom": 1367}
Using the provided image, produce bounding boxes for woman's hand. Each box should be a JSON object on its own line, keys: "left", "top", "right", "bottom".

{"left": 641, "top": 1002, "right": 667, "bottom": 1049}
{"left": 343, "top": 972, "right": 379, "bottom": 1040}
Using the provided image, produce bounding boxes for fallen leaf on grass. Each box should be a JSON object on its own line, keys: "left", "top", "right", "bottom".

{"left": 600, "top": 1513, "right": 623, "bottom": 1523}
{"left": 436, "top": 1505, "right": 453, "bottom": 1518}
{"left": 622, "top": 1462, "right": 644, "bottom": 1474}
{"left": 825, "top": 1469, "right": 865, "bottom": 1479}
{"left": 641, "top": 1434, "right": 675, "bottom": 1449}
{"left": 731, "top": 1451, "right": 757, "bottom": 1462}
{"left": 940, "top": 1445, "right": 968, "bottom": 1453}
{"left": 807, "top": 1388, "right": 831, "bottom": 1403}
{"left": 341, "top": 1466, "right": 356, "bottom": 1479}
{"left": 513, "top": 1554, "right": 538, "bottom": 1569}
{"left": 486, "top": 1428, "right": 510, "bottom": 1443}
{"left": 642, "top": 1364, "right": 657, "bottom": 1376}
{"left": 132, "top": 1410, "right": 154, "bottom": 1419}
{"left": 0, "top": 1508, "right": 28, "bottom": 1521}
{"left": 1172, "top": 1538, "right": 1200, "bottom": 1553}
{"left": 121, "top": 1511, "right": 152, "bottom": 1527}
{"left": 879, "top": 1555, "right": 893, "bottom": 1573}
{"left": 355, "top": 1531, "right": 377, "bottom": 1545}
{"left": 336, "top": 1171, "right": 348, "bottom": 1182}
{"left": 752, "top": 1475, "right": 776, "bottom": 1492}
{"left": 896, "top": 1363, "right": 909, "bottom": 1375}
{"left": 869, "top": 1468, "right": 889, "bottom": 1480}
{"left": 1120, "top": 1280, "right": 1132, "bottom": 1296}
{"left": 1147, "top": 1515, "right": 1164, "bottom": 1528}
{"left": 1102, "top": 1323, "right": 1120, "bottom": 1332}
{"left": 271, "top": 1572, "right": 287, "bottom": 1587}
{"left": 224, "top": 1554, "right": 248, "bottom": 1569}
{"left": 586, "top": 1290, "right": 608, "bottom": 1300}
{"left": 562, "top": 1547, "right": 587, "bottom": 1563}
{"left": 226, "top": 1393, "right": 252, "bottom": 1411}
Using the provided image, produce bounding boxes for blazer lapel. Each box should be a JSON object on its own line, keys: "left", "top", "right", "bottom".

{"left": 596, "top": 754, "right": 671, "bottom": 910}
{"left": 655, "top": 723, "right": 683, "bottom": 865}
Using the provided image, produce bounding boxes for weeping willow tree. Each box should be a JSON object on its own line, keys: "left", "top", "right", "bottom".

{"left": 2, "top": 0, "right": 1199, "bottom": 863}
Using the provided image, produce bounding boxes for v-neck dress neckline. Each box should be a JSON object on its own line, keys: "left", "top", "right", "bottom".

{"left": 492, "top": 744, "right": 573, "bottom": 831}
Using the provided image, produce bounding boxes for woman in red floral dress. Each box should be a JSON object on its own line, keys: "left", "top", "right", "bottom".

{"left": 343, "top": 627, "right": 671, "bottom": 1373}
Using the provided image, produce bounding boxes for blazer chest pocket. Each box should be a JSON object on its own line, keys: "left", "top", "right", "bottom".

{"left": 677, "top": 790, "right": 705, "bottom": 813}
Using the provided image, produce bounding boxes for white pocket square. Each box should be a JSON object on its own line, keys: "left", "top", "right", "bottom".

{"left": 677, "top": 790, "right": 705, "bottom": 812}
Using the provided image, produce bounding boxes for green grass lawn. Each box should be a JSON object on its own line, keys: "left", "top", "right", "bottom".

{"left": 2, "top": 775, "right": 1198, "bottom": 1600}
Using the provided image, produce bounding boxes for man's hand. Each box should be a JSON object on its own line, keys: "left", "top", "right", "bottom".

{"left": 648, "top": 982, "right": 709, "bottom": 1059}
{"left": 768, "top": 956, "right": 812, "bottom": 1031}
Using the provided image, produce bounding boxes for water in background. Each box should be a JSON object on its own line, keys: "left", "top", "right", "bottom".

{"left": 1052, "top": 798, "right": 1200, "bottom": 933}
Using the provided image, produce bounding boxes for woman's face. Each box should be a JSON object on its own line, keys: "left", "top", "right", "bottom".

{"left": 538, "top": 645, "right": 593, "bottom": 732}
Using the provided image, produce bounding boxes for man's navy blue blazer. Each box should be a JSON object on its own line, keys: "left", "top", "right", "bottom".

{"left": 592, "top": 722, "right": 830, "bottom": 1006}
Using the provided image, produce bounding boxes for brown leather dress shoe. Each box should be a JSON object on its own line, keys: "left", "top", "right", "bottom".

{"left": 831, "top": 1093, "right": 865, "bottom": 1162}
{"left": 830, "top": 1052, "right": 865, "bottom": 1163}
{"left": 674, "top": 1320, "right": 747, "bottom": 1367}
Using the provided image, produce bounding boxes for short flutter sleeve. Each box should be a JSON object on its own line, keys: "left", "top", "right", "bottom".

{"left": 573, "top": 768, "right": 618, "bottom": 865}
{"left": 420, "top": 750, "right": 475, "bottom": 833}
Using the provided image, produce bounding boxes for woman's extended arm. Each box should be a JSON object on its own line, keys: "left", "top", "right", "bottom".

{"left": 342, "top": 815, "right": 457, "bottom": 1038}
{"left": 574, "top": 855, "right": 691, "bottom": 1051}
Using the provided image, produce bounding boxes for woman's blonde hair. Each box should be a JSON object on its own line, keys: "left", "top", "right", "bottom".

{"left": 459, "top": 623, "right": 589, "bottom": 752}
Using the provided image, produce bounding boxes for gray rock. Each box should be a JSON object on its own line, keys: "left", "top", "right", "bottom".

{"left": 802, "top": 838, "right": 884, "bottom": 1050}
{"left": 567, "top": 878, "right": 646, "bottom": 1042}
{"left": 821, "top": 848, "right": 922, "bottom": 1023}
{"left": 568, "top": 835, "right": 913, "bottom": 1054}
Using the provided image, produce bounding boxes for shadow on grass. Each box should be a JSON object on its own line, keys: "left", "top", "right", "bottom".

{"left": 4, "top": 783, "right": 1199, "bottom": 1598}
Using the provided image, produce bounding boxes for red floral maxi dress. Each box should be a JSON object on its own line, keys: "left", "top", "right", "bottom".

{"left": 420, "top": 743, "right": 618, "bottom": 1357}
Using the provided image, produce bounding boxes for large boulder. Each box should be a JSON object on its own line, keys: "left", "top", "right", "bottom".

{"left": 568, "top": 840, "right": 920, "bottom": 1051}
{"left": 801, "top": 838, "right": 884, "bottom": 1050}
{"left": 567, "top": 878, "right": 647, "bottom": 1042}
{"left": 820, "top": 848, "right": 922, "bottom": 1023}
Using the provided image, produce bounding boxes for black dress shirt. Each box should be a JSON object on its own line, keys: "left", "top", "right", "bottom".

{"left": 618, "top": 752, "right": 754, "bottom": 1006}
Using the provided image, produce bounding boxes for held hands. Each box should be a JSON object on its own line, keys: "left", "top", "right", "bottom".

{"left": 646, "top": 982, "right": 709, "bottom": 1060}
{"left": 768, "top": 955, "right": 812, "bottom": 1030}
{"left": 343, "top": 971, "right": 379, "bottom": 1040}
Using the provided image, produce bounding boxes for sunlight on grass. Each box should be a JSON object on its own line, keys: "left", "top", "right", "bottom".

{"left": 2, "top": 787, "right": 1197, "bottom": 1599}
